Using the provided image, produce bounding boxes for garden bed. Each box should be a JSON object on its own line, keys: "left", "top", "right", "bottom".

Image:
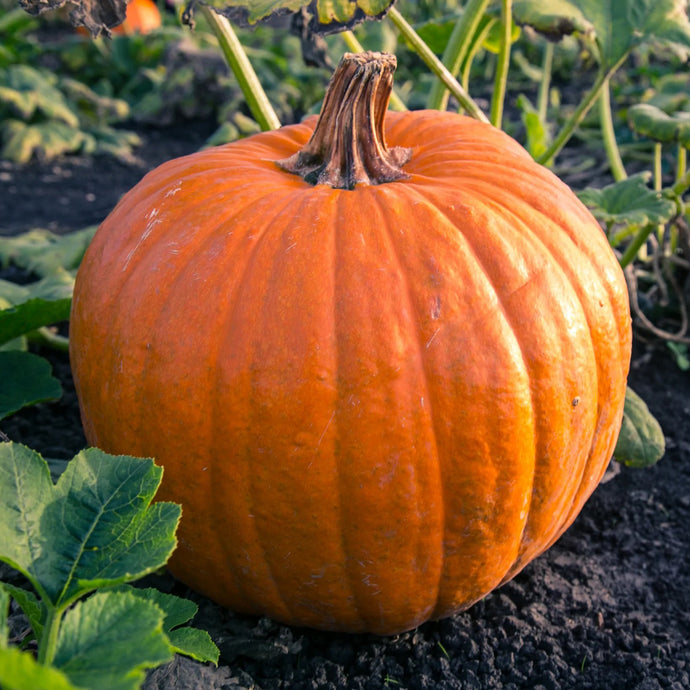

{"left": 1, "top": 122, "right": 689, "bottom": 689}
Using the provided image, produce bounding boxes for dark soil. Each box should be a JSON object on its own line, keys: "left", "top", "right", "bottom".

{"left": 2, "top": 123, "right": 690, "bottom": 690}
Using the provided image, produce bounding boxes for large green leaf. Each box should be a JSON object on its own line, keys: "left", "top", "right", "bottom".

{"left": 0, "top": 351, "right": 62, "bottom": 420}
{"left": 54, "top": 591, "right": 173, "bottom": 690}
{"left": 614, "top": 387, "right": 665, "bottom": 467}
{"left": 577, "top": 172, "right": 677, "bottom": 228}
{"left": 574, "top": 0, "right": 690, "bottom": 67}
{"left": 0, "top": 443, "right": 180, "bottom": 609}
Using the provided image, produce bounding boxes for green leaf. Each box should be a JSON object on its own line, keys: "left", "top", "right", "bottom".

{"left": 572, "top": 0, "right": 690, "bottom": 68}
{"left": 167, "top": 626, "right": 220, "bottom": 665}
{"left": 517, "top": 93, "right": 552, "bottom": 160}
{"left": 0, "top": 582, "right": 46, "bottom": 641}
{"left": 1, "top": 119, "right": 90, "bottom": 164}
{"left": 628, "top": 103, "right": 690, "bottom": 147}
{"left": 511, "top": 0, "right": 594, "bottom": 39}
{"left": 0, "top": 351, "right": 62, "bottom": 420}
{"left": 0, "top": 443, "right": 180, "bottom": 609}
{"left": 0, "top": 586, "right": 8, "bottom": 646}
{"left": 577, "top": 172, "right": 677, "bottom": 228}
{"left": 0, "top": 269, "right": 74, "bottom": 346}
{"left": 0, "top": 646, "right": 80, "bottom": 690}
{"left": 53, "top": 590, "right": 173, "bottom": 690}
{"left": 0, "top": 444, "right": 55, "bottom": 590}
{"left": 116, "top": 587, "right": 220, "bottom": 664}
{"left": 0, "top": 297, "right": 72, "bottom": 347}
{"left": 0, "top": 65, "right": 79, "bottom": 127}
{"left": 614, "top": 387, "right": 665, "bottom": 467}
{"left": 202, "top": 0, "right": 394, "bottom": 25}
{"left": 0, "top": 227, "right": 98, "bottom": 277}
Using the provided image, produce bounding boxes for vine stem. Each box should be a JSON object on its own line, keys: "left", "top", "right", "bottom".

{"left": 387, "top": 7, "right": 489, "bottom": 123}
{"left": 28, "top": 327, "right": 70, "bottom": 352}
{"left": 340, "top": 31, "right": 408, "bottom": 111}
{"left": 37, "top": 606, "right": 63, "bottom": 666}
{"left": 676, "top": 145, "right": 687, "bottom": 185}
{"left": 537, "top": 55, "right": 627, "bottom": 165}
{"left": 200, "top": 6, "right": 281, "bottom": 131}
{"left": 426, "top": 0, "right": 490, "bottom": 111}
{"left": 537, "top": 41, "right": 553, "bottom": 122}
{"left": 490, "top": 0, "right": 512, "bottom": 129}
{"left": 619, "top": 225, "right": 655, "bottom": 268}
{"left": 599, "top": 75, "right": 627, "bottom": 181}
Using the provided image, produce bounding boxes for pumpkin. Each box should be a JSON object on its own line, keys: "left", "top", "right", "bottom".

{"left": 75, "top": 0, "right": 161, "bottom": 36}
{"left": 115, "top": 0, "right": 161, "bottom": 35}
{"left": 70, "top": 52, "right": 631, "bottom": 635}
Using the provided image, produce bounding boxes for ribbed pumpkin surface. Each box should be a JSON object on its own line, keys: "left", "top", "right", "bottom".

{"left": 70, "top": 109, "right": 631, "bottom": 634}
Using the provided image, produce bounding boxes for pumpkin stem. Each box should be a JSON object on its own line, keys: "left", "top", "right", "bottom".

{"left": 277, "top": 52, "right": 412, "bottom": 190}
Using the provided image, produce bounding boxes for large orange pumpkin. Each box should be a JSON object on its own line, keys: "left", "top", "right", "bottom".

{"left": 70, "top": 52, "right": 631, "bottom": 635}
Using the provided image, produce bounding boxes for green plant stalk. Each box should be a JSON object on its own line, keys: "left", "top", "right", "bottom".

{"left": 672, "top": 167, "right": 690, "bottom": 196}
{"left": 341, "top": 31, "right": 407, "bottom": 111}
{"left": 462, "top": 18, "right": 496, "bottom": 93}
{"left": 200, "top": 6, "right": 280, "bottom": 131}
{"left": 619, "top": 224, "right": 655, "bottom": 268}
{"left": 537, "top": 41, "right": 554, "bottom": 122}
{"left": 490, "top": 0, "right": 512, "bottom": 128}
{"left": 387, "top": 7, "right": 489, "bottom": 123}
{"left": 537, "top": 55, "right": 628, "bottom": 165}
{"left": 36, "top": 605, "right": 63, "bottom": 666}
{"left": 27, "top": 327, "right": 70, "bottom": 352}
{"left": 426, "top": 0, "right": 490, "bottom": 111}
{"left": 676, "top": 145, "right": 687, "bottom": 184}
{"left": 653, "top": 142, "right": 666, "bottom": 244}
{"left": 599, "top": 76, "right": 627, "bottom": 181}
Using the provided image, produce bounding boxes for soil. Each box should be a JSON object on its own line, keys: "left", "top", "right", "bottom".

{"left": 2, "top": 122, "right": 689, "bottom": 690}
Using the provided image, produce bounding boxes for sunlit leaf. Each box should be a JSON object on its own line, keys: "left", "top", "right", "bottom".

{"left": 614, "top": 387, "right": 665, "bottom": 467}
{"left": 0, "top": 444, "right": 180, "bottom": 608}
{"left": 577, "top": 172, "right": 676, "bottom": 227}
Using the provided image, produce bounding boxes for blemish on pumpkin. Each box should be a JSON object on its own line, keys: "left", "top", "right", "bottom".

{"left": 431, "top": 296, "right": 441, "bottom": 320}
{"left": 572, "top": 397, "right": 580, "bottom": 407}
{"left": 426, "top": 327, "right": 440, "bottom": 349}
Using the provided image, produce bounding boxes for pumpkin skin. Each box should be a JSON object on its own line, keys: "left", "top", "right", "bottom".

{"left": 70, "top": 56, "right": 631, "bottom": 635}
{"left": 115, "top": 0, "right": 161, "bottom": 35}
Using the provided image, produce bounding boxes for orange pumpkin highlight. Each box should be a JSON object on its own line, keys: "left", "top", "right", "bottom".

{"left": 70, "top": 53, "right": 631, "bottom": 635}
{"left": 114, "top": 0, "right": 161, "bottom": 35}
